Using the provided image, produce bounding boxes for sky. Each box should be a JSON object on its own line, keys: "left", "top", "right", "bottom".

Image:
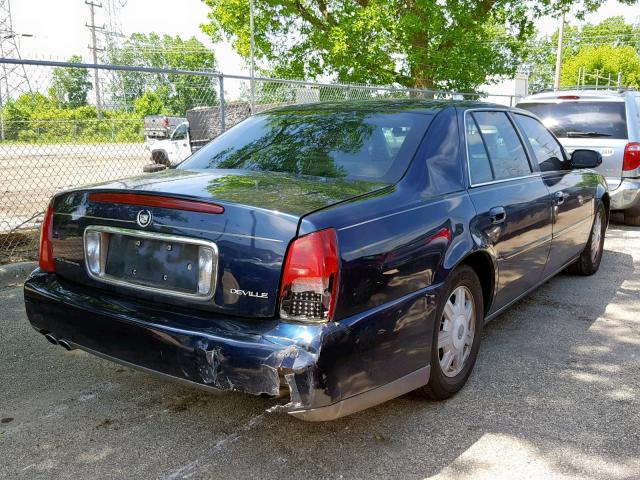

{"left": 9, "top": 0, "right": 640, "bottom": 77}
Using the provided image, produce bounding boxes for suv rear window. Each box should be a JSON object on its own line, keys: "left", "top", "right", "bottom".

{"left": 518, "top": 101, "right": 628, "bottom": 139}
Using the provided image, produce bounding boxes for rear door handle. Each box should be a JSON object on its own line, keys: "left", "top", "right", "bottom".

{"left": 554, "top": 191, "right": 566, "bottom": 205}
{"left": 489, "top": 206, "right": 506, "bottom": 225}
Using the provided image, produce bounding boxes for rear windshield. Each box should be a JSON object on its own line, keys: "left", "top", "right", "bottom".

{"left": 179, "top": 110, "right": 433, "bottom": 182}
{"left": 518, "top": 101, "right": 628, "bottom": 139}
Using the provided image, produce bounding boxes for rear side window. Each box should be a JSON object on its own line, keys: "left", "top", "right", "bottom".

{"left": 466, "top": 116, "right": 493, "bottom": 184}
{"left": 517, "top": 101, "right": 628, "bottom": 139}
{"left": 466, "top": 111, "right": 532, "bottom": 184}
{"left": 513, "top": 114, "right": 568, "bottom": 172}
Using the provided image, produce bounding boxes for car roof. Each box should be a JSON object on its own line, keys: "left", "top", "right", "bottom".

{"left": 259, "top": 98, "right": 509, "bottom": 115}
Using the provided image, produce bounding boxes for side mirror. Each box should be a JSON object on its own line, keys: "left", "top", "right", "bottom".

{"left": 571, "top": 149, "right": 602, "bottom": 169}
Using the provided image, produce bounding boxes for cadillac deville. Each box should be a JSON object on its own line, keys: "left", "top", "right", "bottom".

{"left": 24, "top": 100, "right": 608, "bottom": 421}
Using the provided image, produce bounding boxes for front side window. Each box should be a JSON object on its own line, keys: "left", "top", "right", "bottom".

{"left": 172, "top": 124, "right": 188, "bottom": 140}
{"left": 514, "top": 114, "right": 568, "bottom": 172}
{"left": 179, "top": 110, "right": 434, "bottom": 182}
{"left": 467, "top": 111, "right": 532, "bottom": 183}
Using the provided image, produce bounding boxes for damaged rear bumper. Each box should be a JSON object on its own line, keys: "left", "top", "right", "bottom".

{"left": 24, "top": 271, "right": 438, "bottom": 421}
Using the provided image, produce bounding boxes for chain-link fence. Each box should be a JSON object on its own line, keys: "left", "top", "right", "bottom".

{"left": 0, "top": 58, "right": 521, "bottom": 264}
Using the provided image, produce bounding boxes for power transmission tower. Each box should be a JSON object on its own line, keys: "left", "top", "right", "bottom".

{"left": 0, "top": 0, "right": 31, "bottom": 140}
{"left": 86, "top": 0, "right": 104, "bottom": 119}
{"left": 0, "top": 0, "right": 31, "bottom": 104}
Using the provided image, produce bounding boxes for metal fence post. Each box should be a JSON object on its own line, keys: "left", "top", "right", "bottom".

{"left": 218, "top": 74, "right": 226, "bottom": 133}
{"left": 111, "top": 119, "right": 115, "bottom": 141}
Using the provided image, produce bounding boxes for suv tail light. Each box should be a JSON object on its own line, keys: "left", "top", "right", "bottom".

{"left": 279, "top": 229, "right": 339, "bottom": 323}
{"left": 623, "top": 142, "right": 640, "bottom": 174}
{"left": 39, "top": 203, "right": 55, "bottom": 272}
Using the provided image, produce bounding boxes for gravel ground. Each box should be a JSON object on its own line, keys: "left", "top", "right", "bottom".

{"left": 1, "top": 224, "right": 639, "bottom": 480}
{"left": 0, "top": 143, "right": 149, "bottom": 232}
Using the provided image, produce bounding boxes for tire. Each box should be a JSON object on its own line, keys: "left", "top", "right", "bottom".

{"left": 151, "top": 150, "right": 170, "bottom": 166}
{"left": 142, "top": 163, "right": 167, "bottom": 173}
{"left": 623, "top": 213, "right": 640, "bottom": 226}
{"left": 417, "top": 265, "right": 484, "bottom": 400}
{"left": 569, "top": 201, "right": 606, "bottom": 276}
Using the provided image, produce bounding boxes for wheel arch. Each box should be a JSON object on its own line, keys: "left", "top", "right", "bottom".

{"left": 455, "top": 250, "right": 497, "bottom": 316}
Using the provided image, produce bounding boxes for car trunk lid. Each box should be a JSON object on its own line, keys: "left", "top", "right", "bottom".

{"left": 49, "top": 168, "right": 387, "bottom": 318}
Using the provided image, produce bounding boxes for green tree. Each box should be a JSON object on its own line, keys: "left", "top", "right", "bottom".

{"left": 134, "top": 90, "right": 167, "bottom": 116}
{"left": 107, "top": 33, "right": 218, "bottom": 115}
{"left": 561, "top": 44, "right": 640, "bottom": 88}
{"left": 527, "top": 16, "right": 640, "bottom": 91}
{"left": 201, "top": 0, "right": 637, "bottom": 91}
{"left": 49, "top": 55, "right": 92, "bottom": 108}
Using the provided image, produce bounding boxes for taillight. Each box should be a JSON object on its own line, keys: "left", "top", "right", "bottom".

{"left": 163, "top": 117, "right": 169, "bottom": 128}
{"left": 279, "top": 229, "right": 339, "bottom": 323}
{"left": 623, "top": 142, "right": 640, "bottom": 172}
{"left": 39, "top": 203, "right": 55, "bottom": 272}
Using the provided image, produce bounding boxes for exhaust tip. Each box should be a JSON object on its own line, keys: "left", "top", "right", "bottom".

{"left": 44, "top": 333, "right": 58, "bottom": 346}
{"left": 58, "top": 339, "right": 74, "bottom": 351}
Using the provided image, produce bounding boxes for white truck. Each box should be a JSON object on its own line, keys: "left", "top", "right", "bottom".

{"left": 142, "top": 104, "right": 252, "bottom": 173}
{"left": 143, "top": 115, "right": 186, "bottom": 140}
{"left": 144, "top": 122, "right": 192, "bottom": 171}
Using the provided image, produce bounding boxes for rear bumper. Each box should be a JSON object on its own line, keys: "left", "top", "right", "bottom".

{"left": 24, "top": 271, "right": 437, "bottom": 421}
{"left": 610, "top": 178, "right": 640, "bottom": 212}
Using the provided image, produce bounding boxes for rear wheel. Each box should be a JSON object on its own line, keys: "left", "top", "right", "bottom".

{"left": 417, "top": 265, "right": 484, "bottom": 400}
{"left": 570, "top": 201, "right": 606, "bottom": 276}
{"left": 151, "top": 150, "right": 170, "bottom": 166}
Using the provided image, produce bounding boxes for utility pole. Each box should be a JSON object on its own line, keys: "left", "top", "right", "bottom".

{"left": 86, "top": 0, "right": 104, "bottom": 119}
{"left": 249, "top": 0, "right": 255, "bottom": 114}
{"left": 553, "top": 11, "right": 565, "bottom": 91}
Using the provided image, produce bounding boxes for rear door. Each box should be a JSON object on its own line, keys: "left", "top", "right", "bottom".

{"left": 512, "top": 113, "right": 596, "bottom": 276}
{"left": 464, "top": 110, "right": 553, "bottom": 313}
{"left": 517, "top": 98, "right": 628, "bottom": 190}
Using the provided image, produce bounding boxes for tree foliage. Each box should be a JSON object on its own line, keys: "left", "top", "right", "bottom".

{"left": 107, "top": 33, "right": 218, "bottom": 115}
{"left": 201, "top": 0, "right": 637, "bottom": 91}
{"left": 527, "top": 16, "right": 640, "bottom": 91}
{"left": 1, "top": 92, "right": 141, "bottom": 143}
{"left": 562, "top": 44, "right": 640, "bottom": 88}
{"left": 134, "top": 90, "right": 168, "bottom": 116}
{"left": 50, "top": 55, "right": 92, "bottom": 108}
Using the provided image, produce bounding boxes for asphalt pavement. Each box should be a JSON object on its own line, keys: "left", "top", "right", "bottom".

{"left": 1, "top": 224, "right": 639, "bottom": 479}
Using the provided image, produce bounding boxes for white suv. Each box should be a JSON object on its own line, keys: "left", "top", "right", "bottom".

{"left": 518, "top": 90, "right": 640, "bottom": 225}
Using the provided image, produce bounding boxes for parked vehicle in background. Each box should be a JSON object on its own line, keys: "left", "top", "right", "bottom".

{"left": 517, "top": 90, "right": 640, "bottom": 225}
{"left": 25, "top": 100, "right": 608, "bottom": 421}
{"left": 143, "top": 107, "right": 224, "bottom": 172}
{"left": 145, "top": 122, "right": 192, "bottom": 169}
{"left": 143, "top": 115, "right": 187, "bottom": 140}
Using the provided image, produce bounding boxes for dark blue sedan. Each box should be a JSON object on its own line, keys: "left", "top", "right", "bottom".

{"left": 24, "top": 100, "right": 608, "bottom": 421}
